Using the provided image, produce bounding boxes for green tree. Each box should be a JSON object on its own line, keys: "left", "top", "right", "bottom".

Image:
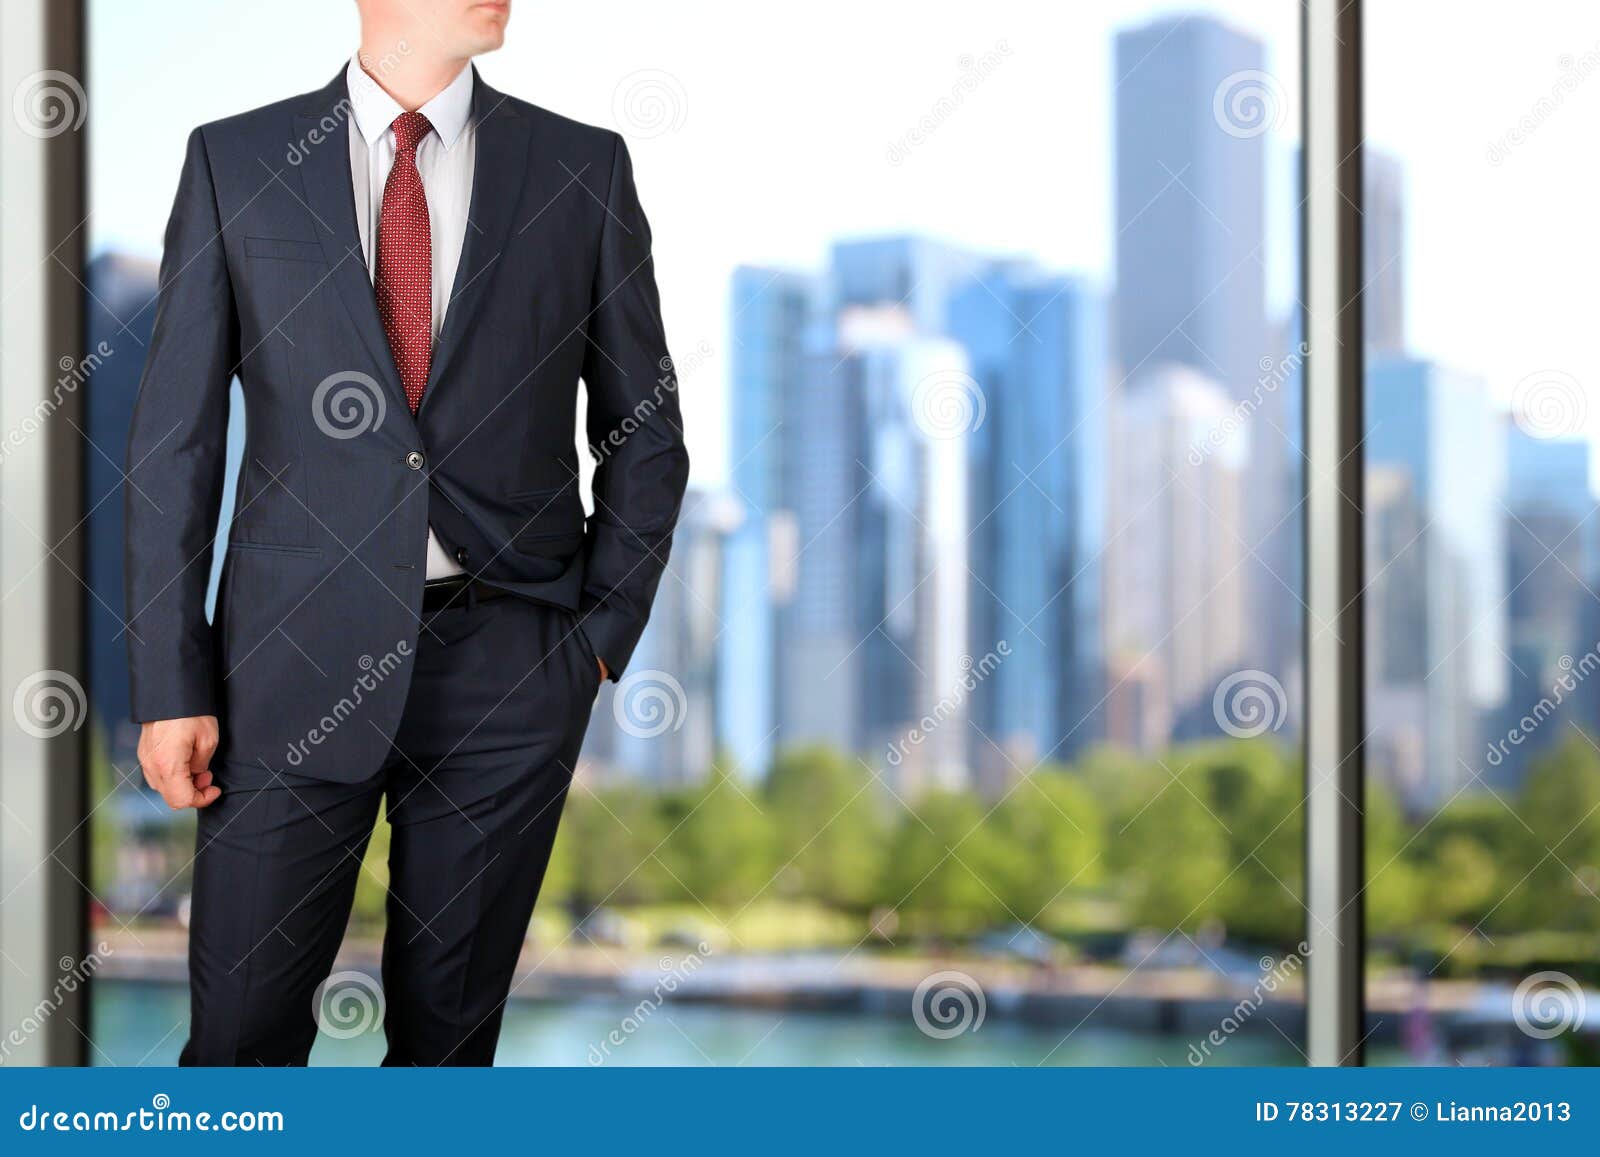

{"left": 1112, "top": 760, "right": 1230, "bottom": 933}
{"left": 1196, "top": 741, "right": 1304, "bottom": 944}
{"left": 764, "top": 745, "right": 887, "bottom": 911}
{"left": 1505, "top": 735, "right": 1600, "bottom": 933}
{"left": 1364, "top": 780, "right": 1424, "bottom": 937}
{"left": 882, "top": 790, "right": 1013, "bottom": 935}
{"left": 557, "top": 783, "right": 672, "bottom": 915}
{"left": 988, "top": 768, "right": 1102, "bottom": 923}
{"left": 1411, "top": 795, "right": 1513, "bottom": 929}
{"left": 657, "top": 764, "right": 776, "bottom": 907}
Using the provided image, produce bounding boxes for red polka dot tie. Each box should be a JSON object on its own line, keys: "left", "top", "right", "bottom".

{"left": 376, "top": 111, "right": 433, "bottom": 414}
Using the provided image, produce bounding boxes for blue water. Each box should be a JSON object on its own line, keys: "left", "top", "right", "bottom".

{"left": 91, "top": 980, "right": 1298, "bottom": 1067}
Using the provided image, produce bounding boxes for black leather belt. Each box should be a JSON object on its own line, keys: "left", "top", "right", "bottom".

{"left": 420, "top": 577, "right": 513, "bottom": 614}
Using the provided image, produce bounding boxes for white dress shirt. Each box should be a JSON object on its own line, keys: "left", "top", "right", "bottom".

{"left": 345, "top": 55, "right": 475, "bottom": 580}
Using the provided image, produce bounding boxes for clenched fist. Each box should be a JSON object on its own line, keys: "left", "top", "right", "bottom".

{"left": 137, "top": 716, "right": 222, "bottom": 810}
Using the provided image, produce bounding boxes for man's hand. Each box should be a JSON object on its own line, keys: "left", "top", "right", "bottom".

{"left": 138, "top": 716, "right": 222, "bottom": 810}
{"left": 597, "top": 657, "right": 609, "bottom": 682}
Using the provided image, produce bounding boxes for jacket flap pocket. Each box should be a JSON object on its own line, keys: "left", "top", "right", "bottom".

{"left": 245, "top": 236, "right": 325, "bottom": 263}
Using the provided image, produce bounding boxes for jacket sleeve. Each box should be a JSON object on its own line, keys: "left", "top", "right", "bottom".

{"left": 577, "top": 133, "right": 691, "bottom": 679}
{"left": 124, "top": 126, "right": 237, "bottom": 722}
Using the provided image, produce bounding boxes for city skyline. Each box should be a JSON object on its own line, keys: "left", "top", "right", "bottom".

{"left": 78, "top": 11, "right": 1600, "bottom": 806}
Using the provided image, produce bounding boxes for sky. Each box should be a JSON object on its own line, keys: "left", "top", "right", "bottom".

{"left": 87, "top": 1, "right": 1600, "bottom": 485}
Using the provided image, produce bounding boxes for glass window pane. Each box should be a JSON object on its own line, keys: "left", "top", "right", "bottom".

{"left": 85, "top": 0, "right": 1304, "bottom": 1066}
{"left": 1365, "top": 1, "right": 1600, "bottom": 1065}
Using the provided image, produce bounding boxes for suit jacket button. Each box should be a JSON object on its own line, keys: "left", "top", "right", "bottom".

{"left": 455, "top": 547, "right": 470, "bottom": 565}
{"left": 405, "top": 451, "right": 425, "bottom": 470}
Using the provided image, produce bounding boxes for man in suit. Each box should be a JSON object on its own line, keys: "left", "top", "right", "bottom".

{"left": 125, "top": 0, "right": 688, "bottom": 1065}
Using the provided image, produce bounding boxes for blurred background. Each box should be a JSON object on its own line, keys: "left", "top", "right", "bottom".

{"left": 58, "top": 0, "right": 1600, "bottom": 1065}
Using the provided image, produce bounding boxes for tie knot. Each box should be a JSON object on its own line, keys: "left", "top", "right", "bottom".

{"left": 390, "top": 111, "right": 432, "bottom": 154}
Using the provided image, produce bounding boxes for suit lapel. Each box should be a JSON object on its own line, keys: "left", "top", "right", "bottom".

{"left": 293, "top": 72, "right": 413, "bottom": 423}
{"left": 416, "top": 72, "right": 530, "bottom": 418}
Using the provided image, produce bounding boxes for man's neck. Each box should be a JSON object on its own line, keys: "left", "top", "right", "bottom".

{"left": 357, "top": 39, "right": 470, "bottom": 112}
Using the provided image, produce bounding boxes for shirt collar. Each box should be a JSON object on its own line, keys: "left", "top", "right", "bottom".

{"left": 346, "top": 55, "right": 474, "bottom": 150}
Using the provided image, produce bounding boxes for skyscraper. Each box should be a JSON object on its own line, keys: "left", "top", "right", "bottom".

{"left": 949, "top": 268, "right": 1107, "bottom": 778}
{"left": 1113, "top": 15, "right": 1296, "bottom": 735}
{"left": 778, "top": 310, "right": 974, "bottom": 794}
{"left": 1114, "top": 15, "right": 1270, "bottom": 394}
{"left": 1364, "top": 149, "right": 1408, "bottom": 356}
{"left": 589, "top": 487, "right": 736, "bottom": 787}
{"left": 721, "top": 237, "right": 1107, "bottom": 790}
{"left": 717, "top": 267, "right": 817, "bottom": 777}
{"left": 1497, "top": 424, "right": 1597, "bottom": 786}
{"left": 1365, "top": 356, "right": 1507, "bottom": 806}
{"left": 1105, "top": 364, "right": 1248, "bottom": 748}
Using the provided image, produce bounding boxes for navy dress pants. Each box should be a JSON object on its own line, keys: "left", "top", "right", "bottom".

{"left": 179, "top": 594, "right": 599, "bottom": 1066}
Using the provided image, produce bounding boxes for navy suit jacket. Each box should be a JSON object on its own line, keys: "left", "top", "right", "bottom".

{"left": 124, "top": 68, "right": 689, "bottom": 783}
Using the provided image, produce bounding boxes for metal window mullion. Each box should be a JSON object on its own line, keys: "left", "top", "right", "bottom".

{"left": 0, "top": 0, "right": 88, "bottom": 1068}
{"left": 1302, "top": 0, "right": 1366, "bottom": 1067}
